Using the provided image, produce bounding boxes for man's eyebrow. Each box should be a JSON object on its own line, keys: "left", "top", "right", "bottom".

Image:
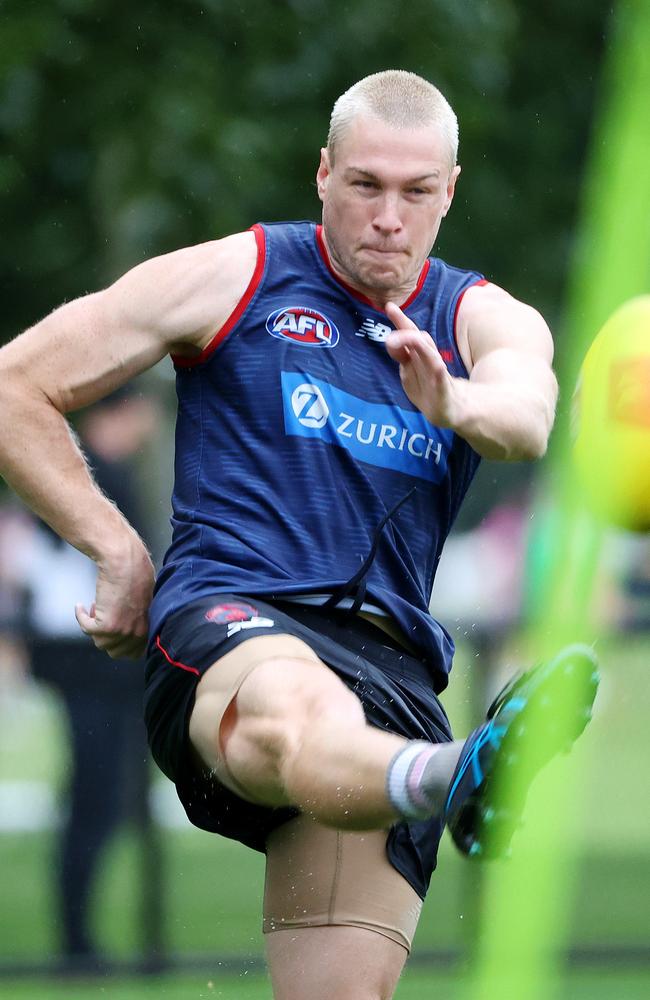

{"left": 344, "top": 167, "right": 441, "bottom": 183}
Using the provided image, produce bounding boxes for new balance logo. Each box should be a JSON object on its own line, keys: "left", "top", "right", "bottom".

{"left": 355, "top": 318, "right": 392, "bottom": 343}
{"left": 226, "top": 616, "right": 275, "bottom": 637}
{"left": 356, "top": 318, "right": 455, "bottom": 366}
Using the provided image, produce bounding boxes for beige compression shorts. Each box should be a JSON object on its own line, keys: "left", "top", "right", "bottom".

{"left": 264, "top": 813, "right": 423, "bottom": 952}
{"left": 190, "top": 634, "right": 321, "bottom": 798}
{"left": 191, "top": 634, "right": 424, "bottom": 952}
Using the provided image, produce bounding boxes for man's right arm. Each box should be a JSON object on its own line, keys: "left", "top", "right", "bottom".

{"left": 0, "top": 230, "right": 258, "bottom": 656}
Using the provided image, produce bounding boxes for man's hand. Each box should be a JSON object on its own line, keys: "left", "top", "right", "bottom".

{"left": 75, "top": 532, "right": 155, "bottom": 659}
{"left": 385, "top": 286, "right": 557, "bottom": 462}
{"left": 385, "top": 301, "right": 462, "bottom": 428}
{"left": 0, "top": 232, "right": 259, "bottom": 659}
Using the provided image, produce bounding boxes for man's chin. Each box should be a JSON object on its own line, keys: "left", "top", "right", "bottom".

{"left": 354, "top": 261, "right": 404, "bottom": 291}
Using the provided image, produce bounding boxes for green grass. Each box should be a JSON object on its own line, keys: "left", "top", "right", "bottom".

{"left": 1, "top": 828, "right": 648, "bottom": 963}
{"left": 1, "top": 634, "right": 649, "bottom": 991}
{"left": 2, "top": 966, "right": 650, "bottom": 1000}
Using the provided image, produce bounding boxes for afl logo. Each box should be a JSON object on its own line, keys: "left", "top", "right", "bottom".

{"left": 291, "top": 383, "right": 330, "bottom": 429}
{"left": 266, "top": 306, "right": 340, "bottom": 348}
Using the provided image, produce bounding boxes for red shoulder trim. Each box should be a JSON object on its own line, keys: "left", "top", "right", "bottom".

{"left": 453, "top": 278, "right": 489, "bottom": 367}
{"left": 155, "top": 635, "right": 200, "bottom": 676}
{"left": 172, "top": 224, "right": 266, "bottom": 369}
{"left": 315, "top": 225, "right": 430, "bottom": 311}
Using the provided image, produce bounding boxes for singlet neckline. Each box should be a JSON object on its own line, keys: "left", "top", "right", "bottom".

{"left": 315, "top": 224, "right": 431, "bottom": 312}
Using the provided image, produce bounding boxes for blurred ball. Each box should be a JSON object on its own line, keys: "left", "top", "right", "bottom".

{"left": 572, "top": 295, "right": 650, "bottom": 531}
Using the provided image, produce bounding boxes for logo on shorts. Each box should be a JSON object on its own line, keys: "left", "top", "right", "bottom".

{"left": 205, "top": 601, "right": 259, "bottom": 624}
{"left": 226, "top": 617, "right": 275, "bottom": 638}
{"left": 204, "top": 601, "right": 275, "bottom": 637}
{"left": 266, "top": 306, "right": 339, "bottom": 348}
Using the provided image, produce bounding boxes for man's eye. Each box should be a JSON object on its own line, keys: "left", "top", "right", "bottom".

{"left": 353, "top": 180, "right": 375, "bottom": 189}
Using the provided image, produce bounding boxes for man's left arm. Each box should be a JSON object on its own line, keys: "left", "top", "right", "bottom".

{"left": 385, "top": 284, "right": 558, "bottom": 461}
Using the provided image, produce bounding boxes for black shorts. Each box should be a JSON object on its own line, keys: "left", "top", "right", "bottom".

{"left": 144, "top": 594, "right": 453, "bottom": 899}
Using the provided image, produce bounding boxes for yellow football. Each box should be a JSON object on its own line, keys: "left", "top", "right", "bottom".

{"left": 572, "top": 295, "right": 650, "bottom": 531}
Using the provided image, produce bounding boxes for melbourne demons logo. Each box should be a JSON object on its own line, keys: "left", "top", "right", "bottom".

{"left": 204, "top": 601, "right": 258, "bottom": 624}
{"left": 266, "top": 306, "right": 340, "bottom": 348}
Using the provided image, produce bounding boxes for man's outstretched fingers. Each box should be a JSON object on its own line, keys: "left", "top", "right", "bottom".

{"left": 385, "top": 301, "right": 419, "bottom": 330}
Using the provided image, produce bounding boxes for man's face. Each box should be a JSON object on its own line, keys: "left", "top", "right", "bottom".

{"left": 317, "top": 115, "right": 460, "bottom": 306}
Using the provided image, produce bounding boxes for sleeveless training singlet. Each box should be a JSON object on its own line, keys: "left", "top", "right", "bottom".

{"left": 149, "top": 221, "right": 484, "bottom": 691}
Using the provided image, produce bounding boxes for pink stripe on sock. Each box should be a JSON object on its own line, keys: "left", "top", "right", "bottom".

{"left": 406, "top": 748, "right": 438, "bottom": 809}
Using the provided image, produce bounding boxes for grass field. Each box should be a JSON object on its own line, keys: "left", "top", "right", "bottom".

{"left": 1, "top": 830, "right": 650, "bottom": 961}
{"left": 1, "top": 634, "right": 649, "bottom": 997}
{"left": 3, "top": 967, "right": 650, "bottom": 1000}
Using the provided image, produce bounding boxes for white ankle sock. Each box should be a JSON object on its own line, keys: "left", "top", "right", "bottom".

{"left": 386, "top": 740, "right": 464, "bottom": 820}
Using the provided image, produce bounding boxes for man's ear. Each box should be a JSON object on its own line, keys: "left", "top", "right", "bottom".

{"left": 442, "top": 164, "right": 461, "bottom": 217}
{"left": 316, "top": 148, "right": 331, "bottom": 202}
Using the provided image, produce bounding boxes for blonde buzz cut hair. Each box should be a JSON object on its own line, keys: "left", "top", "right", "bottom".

{"left": 327, "top": 69, "right": 459, "bottom": 171}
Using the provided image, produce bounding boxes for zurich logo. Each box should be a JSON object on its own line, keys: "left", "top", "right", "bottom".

{"left": 291, "top": 383, "right": 330, "bottom": 428}
{"left": 266, "top": 306, "right": 339, "bottom": 348}
{"left": 282, "top": 371, "right": 452, "bottom": 484}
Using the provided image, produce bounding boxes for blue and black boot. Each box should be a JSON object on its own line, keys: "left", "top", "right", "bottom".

{"left": 444, "top": 643, "right": 600, "bottom": 859}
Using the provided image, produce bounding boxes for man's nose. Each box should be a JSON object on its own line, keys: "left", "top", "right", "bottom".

{"left": 372, "top": 194, "right": 403, "bottom": 234}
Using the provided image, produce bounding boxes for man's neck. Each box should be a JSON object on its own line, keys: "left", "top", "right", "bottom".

{"left": 318, "top": 227, "right": 420, "bottom": 310}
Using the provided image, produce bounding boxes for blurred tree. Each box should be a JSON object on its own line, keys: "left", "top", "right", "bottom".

{"left": 1, "top": 0, "right": 610, "bottom": 335}
{"left": 0, "top": 0, "right": 612, "bottom": 521}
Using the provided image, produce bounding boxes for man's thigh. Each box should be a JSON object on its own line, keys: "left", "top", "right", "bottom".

{"left": 144, "top": 593, "right": 449, "bottom": 886}
{"left": 189, "top": 631, "right": 332, "bottom": 799}
{"left": 264, "top": 813, "right": 422, "bottom": 948}
{"left": 145, "top": 595, "right": 322, "bottom": 788}
{"left": 266, "top": 926, "right": 408, "bottom": 1000}
{"left": 264, "top": 813, "right": 422, "bottom": 1000}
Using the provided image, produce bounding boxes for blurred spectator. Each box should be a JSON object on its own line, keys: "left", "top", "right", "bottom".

{"left": 0, "top": 390, "right": 160, "bottom": 967}
{"left": 593, "top": 528, "right": 650, "bottom": 633}
{"left": 618, "top": 541, "right": 650, "bottom": 631}
{"left": 431, "top": 497, "right": 529, "bottom": 633}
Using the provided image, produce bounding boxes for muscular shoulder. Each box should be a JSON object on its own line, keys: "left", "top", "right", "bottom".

{"left": 456, "top": 280, "right": 554, "bottom": 372}
{"left": 103, "top": 229, "right": 259, "bottom": 355}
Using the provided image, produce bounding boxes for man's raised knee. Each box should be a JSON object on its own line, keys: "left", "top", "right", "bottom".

{"left": 222, "top": 655, "right": 366, "bottom": 805}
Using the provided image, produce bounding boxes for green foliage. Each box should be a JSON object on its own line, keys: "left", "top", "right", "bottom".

{"left": 1, "top": 0, "right": 610, "bottom": 340}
